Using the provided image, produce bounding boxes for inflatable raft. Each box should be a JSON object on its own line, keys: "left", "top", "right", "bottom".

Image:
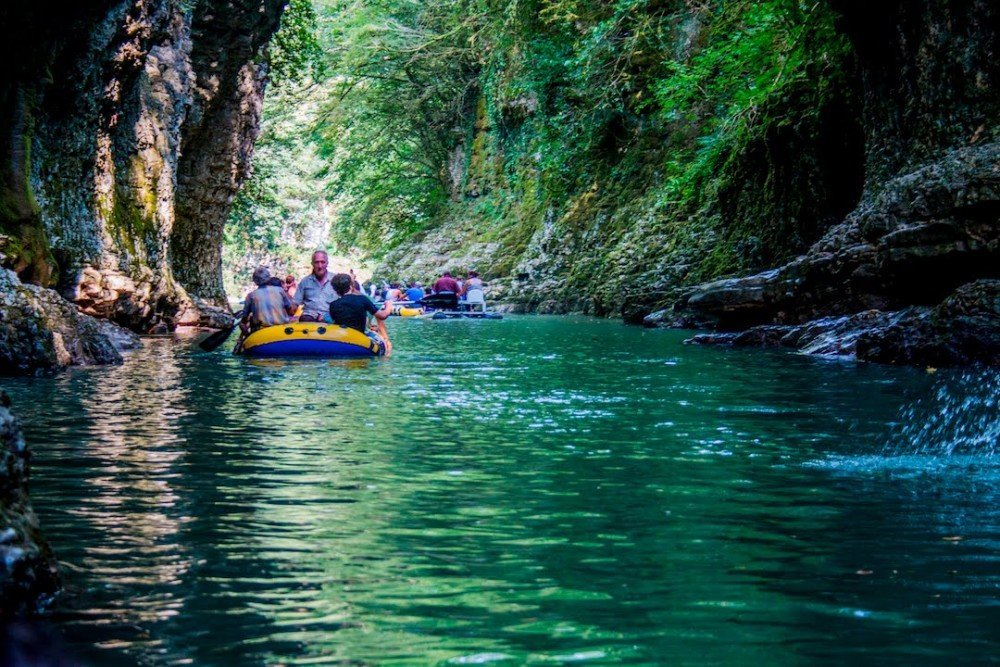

{"left": 390, "top": 304, "right": 424, "bottom": 317}
{"left": 241, "top": 323, "right": 386, "bottom": 358}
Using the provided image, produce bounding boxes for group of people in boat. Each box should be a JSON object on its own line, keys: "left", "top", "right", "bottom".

{"left": 375, "top": 271, "right": 486, "bottom": 310}
{"left": 240, "top": 250, "right": 393, "bottom": 354}
{"left": 240, "top": 250, "right": 489, "bottom": 354}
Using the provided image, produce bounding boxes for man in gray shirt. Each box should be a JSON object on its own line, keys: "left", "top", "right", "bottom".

{"left": 294, "top": 250, "right": 339, "bottom": 322}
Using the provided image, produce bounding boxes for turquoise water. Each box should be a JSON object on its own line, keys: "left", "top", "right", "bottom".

{"left": 4, "top": 315, "right": 998, "bottom": 665}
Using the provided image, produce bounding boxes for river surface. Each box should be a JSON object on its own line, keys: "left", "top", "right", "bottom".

{"left": 4, "top": 316, "right": 998, "bottom": 665}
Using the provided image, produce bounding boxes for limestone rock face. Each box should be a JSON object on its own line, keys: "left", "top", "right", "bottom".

{"left": 0, "top": 268, "right": 139, "bottom": 376}
{"left": 0, "top": 395, "right": 59, "bottom": 617}
{"left": 669, "top": 0, "right": 1000, "bottom": 364}
{"left": 1, "top": 0, "right": 284, "bottom": 332}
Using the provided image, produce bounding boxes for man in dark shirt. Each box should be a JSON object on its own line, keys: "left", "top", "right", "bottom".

{"left": 329, "top": 273, "right": 392, "bottom": 333}
{"left": 432, "top": 271, "right": 460, "bottom": 294}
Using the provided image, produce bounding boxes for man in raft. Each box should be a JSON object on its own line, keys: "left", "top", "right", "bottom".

{"left": 329, "top": 272, "right": 393, "bottom": 356}
{"left": 240, "top": 266, "right": 297, "bottom": 333}
{"left": 294, "top": 250, "right": 338, "bottom": 322}
{"left": 432, "top": 271, "right": 460, "bottom": 294}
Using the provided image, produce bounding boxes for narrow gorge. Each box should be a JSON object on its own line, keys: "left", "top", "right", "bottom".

{"left": 0, "top": 0, "right": 997, "bottom": 634}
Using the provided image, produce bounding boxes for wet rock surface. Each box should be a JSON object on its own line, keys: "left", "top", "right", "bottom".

{"left": 0, "top": 269, "right": 139, "bottom": 376}
{"left": 2, "top": 0, "right": 283, "bottom": 332}
{"left": 0, "top": 394, "right": 59, "bottom": 618}
{"left": 686, "top": 280, "right": 1000, "bottom": 366}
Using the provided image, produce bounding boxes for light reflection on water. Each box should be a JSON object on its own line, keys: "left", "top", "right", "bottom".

{"left": 3, "top": 315, "right": 998, "bottom": 665}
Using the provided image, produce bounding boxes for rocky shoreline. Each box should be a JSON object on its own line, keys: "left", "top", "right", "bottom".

{"left": 0, "top": 269, "right": 140, "bottom": 376}
{"left": 0, "top": 393, "right": 58, "bottom": 618}
{"left": 647, "top": 141, "right": 1000, "bottom": 366}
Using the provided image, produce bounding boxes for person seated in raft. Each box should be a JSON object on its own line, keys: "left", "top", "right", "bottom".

{"left": 459, "top": 270, "right": 486, "bottom": 311}
{"left": 240, "top": 266, "right": 297, "bottom": 333}
{"left": 282, "top": 275, "right": 297, "bottom": 299}
{"left": 294, "top": 250, "right": 338, "bottom": 322}
{"left": 329, "top": 272, "right": 392, "bottom": 355}
{"left": 432, "top": 271, "right": 460, "bottom": 295}
{"left": 405, "top": 281, "right": 424, "bottom": 302}
{"left": 384, "top": 282, "right": 405, "bottom": 303}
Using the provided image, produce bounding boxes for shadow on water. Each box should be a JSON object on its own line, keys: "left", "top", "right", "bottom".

{"left": 2, "top": 317, "right": 997, "bottom": 665}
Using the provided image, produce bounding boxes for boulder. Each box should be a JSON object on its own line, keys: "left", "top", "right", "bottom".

{"left": 687, "top": 281, "right": 999, "bottom": 366}
{"left": 0, "top": 394, "right": 59, "bottom": 617}
{"left": 0, "top": 269, "right": 140, "bottom": 376}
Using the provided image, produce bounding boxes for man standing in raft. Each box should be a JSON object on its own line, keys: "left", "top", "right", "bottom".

{"left": 240, "top": 266, "right": 297, "bottom": 333}
{"left": 329, "top": 272, "right": 394, "bottom": 356}
{"left": 294, "top": 250, "right": 338, "bottom": 322}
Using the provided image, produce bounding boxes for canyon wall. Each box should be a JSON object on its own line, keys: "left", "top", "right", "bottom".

{"left": 674, "top": 0, "right": 999, "bottom": 364}
{"left": 378, "top": 0, "right": 997, "bottom": 364}
{"left": 1, "top": 0, "right": 286, "bottom": 334}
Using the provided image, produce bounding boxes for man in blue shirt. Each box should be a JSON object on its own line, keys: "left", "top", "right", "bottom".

{"left": 294, "top": 250, "right": 338, "bottom": 322}
{"left": 405, "top": 282, "right": 424, "bottom": 302}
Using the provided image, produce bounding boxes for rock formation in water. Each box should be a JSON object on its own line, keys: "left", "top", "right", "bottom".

{"left": 1, "top": 0, "right": 286, "bottom": 334}
{"left": 0, "top": 268, "right": 139, "bottom": 376}
{"left": 658, "top": 0, "right": 999, "bottom": 364}
{"left": 0, "top": 393, "right": 58, "bottom": 616}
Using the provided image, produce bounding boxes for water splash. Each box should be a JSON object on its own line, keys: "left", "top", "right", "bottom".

{"left": 883, "top": 366, "right": 999, "bottom": 458}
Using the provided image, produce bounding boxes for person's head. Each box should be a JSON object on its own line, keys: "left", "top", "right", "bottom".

{"left": 468, "top": 270, "right": 478, "bottom": 278}
{"left": 311, "top": 250, "right": 329, "bottom": 278}
{"left": 252, "top": 266, "right": 271, "bottom": 286}
{"left": 267, "top": 276, "right": 283, "bottom": 287}
{"left": 284, "top": 275, "right": 295, "bottom": 287}
{"left": 351, "top": 280, "right": 363, "bottom": 294}
{"left": 331, "top": 272, "right": 352, "bottom": 296}
{"left": 442, "top": 271, "right": 452, "bottom": 278}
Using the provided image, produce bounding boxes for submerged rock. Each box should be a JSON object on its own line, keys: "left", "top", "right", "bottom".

{"left": 0, "top": 268, "right": 139, "bottom": 376}
{"left": 0, "top": 394, "right": 59, "bottom": 617}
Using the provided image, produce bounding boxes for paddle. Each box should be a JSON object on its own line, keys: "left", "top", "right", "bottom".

{"left": 199, "top": 310, "right": 244, "bottom": 352}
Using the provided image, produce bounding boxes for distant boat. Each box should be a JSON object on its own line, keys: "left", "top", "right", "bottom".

{"left": 379, "top": 292, "right": 504, "bottom": 320}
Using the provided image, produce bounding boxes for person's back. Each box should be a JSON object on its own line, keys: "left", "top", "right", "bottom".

{"left": 385, "top": 285, "right": 404, "bottom": 302}
{"left": 329, "top": 272, "right": 393, "bottom": 357}
{"left": 405, "top": 285, "right": 424, "bottom": 302}
{"left": 329, "top": 293, "right": 376, "bottom": 332}
{"left": 246, "top": 284, "right": 293, "bottom": 328}
{"left": 433, "top": 273, "right": 459, "bottom": 294}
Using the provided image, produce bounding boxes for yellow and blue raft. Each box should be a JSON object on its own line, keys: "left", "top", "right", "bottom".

{"left": 241, "top": 323, "right": 385, "bottom": 358}
{"left": 375, "top": 302, "right": 424, "bottom": 317}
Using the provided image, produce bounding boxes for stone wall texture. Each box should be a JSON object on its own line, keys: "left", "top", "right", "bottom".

{"left": 1, "top": 0, "right": 286, "bottom": 333}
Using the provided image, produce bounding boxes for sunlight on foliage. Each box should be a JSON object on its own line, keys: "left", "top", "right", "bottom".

{"left": 226, "top": 0, "right": 854, "bottom": 297}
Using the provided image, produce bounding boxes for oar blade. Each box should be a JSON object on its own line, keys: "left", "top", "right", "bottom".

{"left": 199, "top": 326, "right": 236, "bottom": 352}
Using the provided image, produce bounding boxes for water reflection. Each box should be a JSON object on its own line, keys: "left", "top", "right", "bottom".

{"left": 3, "top": 318, "right": 998, "bottom": 665}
